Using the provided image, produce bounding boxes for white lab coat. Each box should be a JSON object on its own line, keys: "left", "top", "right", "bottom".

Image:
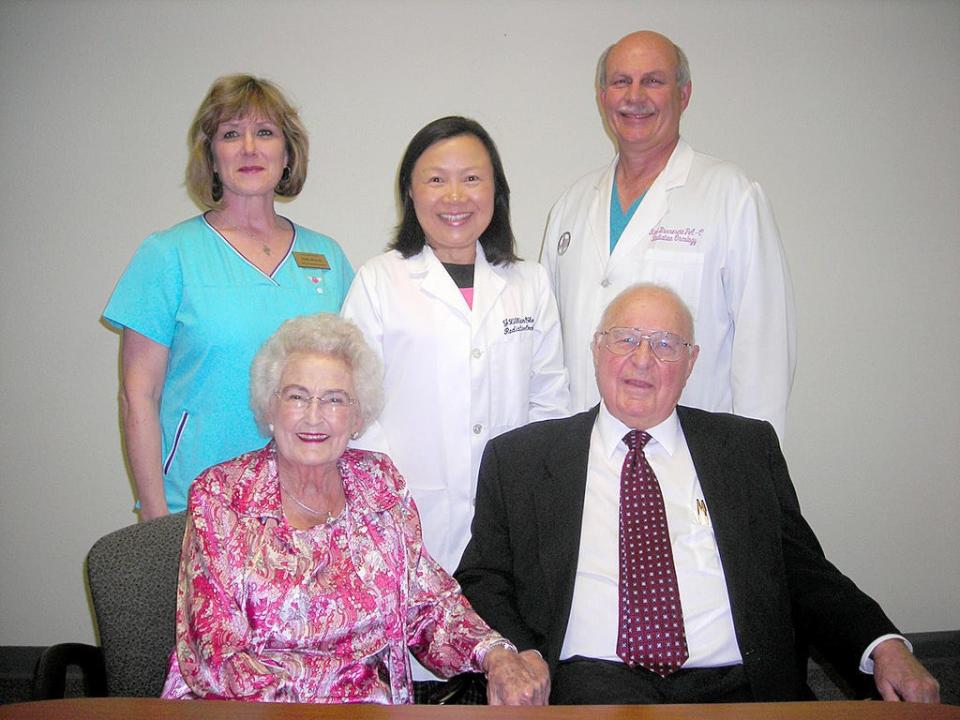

{"left": 342, "top": 244, "right": 570, "bottom": 577}
{"left": 541, "top": 139, "right": 796, "bottom": 441}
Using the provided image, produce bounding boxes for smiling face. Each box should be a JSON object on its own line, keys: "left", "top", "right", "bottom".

{"left": 599, "top": 31, "right": 691, "bottom": 156}
{"left": 210, "top": 114, "right": 288, "bottom": 202}
{"left": 593, "top": 286, "right": 699, "bottom": 429}
{"left": 268, "top": 352, "right": 362, "bottom": 471}
{"left": 409, "top": 134, "right": 495, "bottom": 264}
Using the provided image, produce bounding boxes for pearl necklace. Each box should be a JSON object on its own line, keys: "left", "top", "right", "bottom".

{"left": 280, "top": 481, "right": 337, "bottom": 524}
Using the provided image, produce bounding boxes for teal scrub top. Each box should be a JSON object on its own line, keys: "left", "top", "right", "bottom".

{"left": 609, "top": 176, "right": 645, "bottom": 253}
{"left": 103, "top": 215, "right": 354, "bottom": 512}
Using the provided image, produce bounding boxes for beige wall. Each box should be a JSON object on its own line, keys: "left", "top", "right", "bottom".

{"left": 1, "top": 0, "right": 957, "bottom": 645}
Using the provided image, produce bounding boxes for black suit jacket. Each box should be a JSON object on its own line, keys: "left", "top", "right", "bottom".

{"left": 455, "top": 406, "right": 899, "bottom": 701}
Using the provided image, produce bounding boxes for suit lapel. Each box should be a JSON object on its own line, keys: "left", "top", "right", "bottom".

{"left": 471, "top": 247, "right": 506, "bottom": 333}
{"left": 534, "top": 408, "right": 598, "bottom": 623}
{"left": 678, "top": 406, "right": 753, "bottom": 632}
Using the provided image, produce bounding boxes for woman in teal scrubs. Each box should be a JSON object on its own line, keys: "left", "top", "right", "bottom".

{"left": 104, "top": 75, "right": 353, "bottom": 519}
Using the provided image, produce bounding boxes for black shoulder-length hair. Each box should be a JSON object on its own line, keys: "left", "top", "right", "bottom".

{"left": 390, "top": 116, "right": 519, "bottom": 266}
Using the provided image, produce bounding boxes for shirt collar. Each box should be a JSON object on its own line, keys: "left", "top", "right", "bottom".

{"left": 226, "top": 443, "right": 403, "bottom": 522}
{"left": 597, "top": 402, "right": 682, "bottom": 457}
{"left": 338, "top": 449, "right": 404, "bottom": 515}
{"left": 226, "top": 442, "right": 283, "bottom": 520}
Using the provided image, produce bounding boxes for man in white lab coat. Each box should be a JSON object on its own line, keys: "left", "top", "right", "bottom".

{"left": 542, "top": 30, "right": 796, "bottom": 441}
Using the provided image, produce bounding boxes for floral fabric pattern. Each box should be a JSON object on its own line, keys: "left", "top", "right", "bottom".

{"left": 161, "top": 444, "right": 502, "bottom": 703}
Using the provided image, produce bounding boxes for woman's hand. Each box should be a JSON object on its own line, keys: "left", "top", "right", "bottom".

{"left": 483, "top": 648, "right": 550, "bottom": 705}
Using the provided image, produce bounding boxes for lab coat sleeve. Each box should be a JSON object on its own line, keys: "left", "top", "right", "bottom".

{"left": 341, "top": 263, "right": 385, "bottom": 349}
{"left": 526, "top": 263, "right": 570, "bottom": 422}
{"left": 340, "top": 265, "right": 393, "bottom": 456}
{"left": 724, "top": 181, "right": 797, "bottom": 442}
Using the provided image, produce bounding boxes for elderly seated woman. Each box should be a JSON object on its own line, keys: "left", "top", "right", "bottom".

{"left": 161, "top": 314, "right": 548, "bottom": 704}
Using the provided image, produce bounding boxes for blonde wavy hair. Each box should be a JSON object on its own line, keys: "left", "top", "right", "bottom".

{"left": 185, "top": 74, "right": 309, "bottom": 209}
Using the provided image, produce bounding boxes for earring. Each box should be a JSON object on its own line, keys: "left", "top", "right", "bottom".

{"left": 268, "top": 423, "right": 275, "bottom": 434}
{"left": 212, "top": 171, "right": 223, "bottom": 202}
{"left": 276, "top": 166, "right": 291, "bottom": 193}
{"left": 350, "top": 431, "right": 360, "bottom": 441}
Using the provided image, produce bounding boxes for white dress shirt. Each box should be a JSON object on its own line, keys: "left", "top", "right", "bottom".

{"left": 560, "top": 404, "right": 742, "bottom": 667}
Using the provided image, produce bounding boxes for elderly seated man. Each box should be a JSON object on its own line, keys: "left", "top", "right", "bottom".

{"left": 456, "top": 283, "right": 939, "bottom": 705}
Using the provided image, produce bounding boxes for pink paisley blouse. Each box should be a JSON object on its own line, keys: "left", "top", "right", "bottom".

{"left": 161, "top": 443, "right": 503, "bottom": 703}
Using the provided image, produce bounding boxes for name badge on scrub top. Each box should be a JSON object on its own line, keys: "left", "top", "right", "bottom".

{"left": 293, "top": 252, "right": 330, "bottom": 269}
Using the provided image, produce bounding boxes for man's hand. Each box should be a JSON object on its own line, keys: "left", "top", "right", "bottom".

{"left": 872, "top": 638, "right": 940, "bottom": 703}
{"left": 484, "top": 648, "right": 550, "bottom": 705}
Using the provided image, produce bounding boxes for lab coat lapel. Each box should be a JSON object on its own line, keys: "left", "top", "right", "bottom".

{"left": 471, "top": 245, "right": 505, "bottom": 334}
{"left": 414, "top": 245, "right": 470, "bottom": 319}
{"left": 609, "top": 139, "right": 695, "bottom": 261}
{"left": 589, "top": 158, "right": 617, "bottom": 267}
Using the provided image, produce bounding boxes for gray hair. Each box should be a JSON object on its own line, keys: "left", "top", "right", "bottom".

{"left": 596, "top": 40, "right": 691, "bottom": 89}
{"left": 249, "top": 314, "right": 384, "bottom": 435}
{"left": 594, "top": 282, "right": 696, "bottom": 343}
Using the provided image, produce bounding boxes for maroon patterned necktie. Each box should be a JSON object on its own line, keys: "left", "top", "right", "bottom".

{"left": 616, "top": 430, "right": 689, "bottom": 677}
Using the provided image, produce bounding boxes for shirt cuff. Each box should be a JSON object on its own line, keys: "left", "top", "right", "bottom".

{"left": 860, "top": 634, "right": 912, "bottom": 673}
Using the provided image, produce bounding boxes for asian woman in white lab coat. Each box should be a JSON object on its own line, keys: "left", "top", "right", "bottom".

{"left": 342, "top": 120, "right": 569, "bottom": 680}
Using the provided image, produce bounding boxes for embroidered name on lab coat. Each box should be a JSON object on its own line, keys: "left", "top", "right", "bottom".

{"left": 502, "top": 316, "right": 535, "bottom": 334}
{"left": 649, "top": 225, "right": 705, "bottom": 247}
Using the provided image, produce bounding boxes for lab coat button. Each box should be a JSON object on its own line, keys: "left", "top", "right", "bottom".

{"left": 473, "top": 424, "right": 483, "bottom": 435}
{"left": 472, "top": 348, "right": 482, "bottom": 358}
{"left": 600, "top": 278, "right": 612, "bottom": 288}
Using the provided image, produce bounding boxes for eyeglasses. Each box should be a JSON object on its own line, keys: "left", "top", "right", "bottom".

{"left": 597, "top": 327, "right": 693, "bottom": 362}
{"left": 274, "top": 388, "right": 357, "bottom": 414}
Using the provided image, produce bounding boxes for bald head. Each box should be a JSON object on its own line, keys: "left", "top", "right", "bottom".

{"left": 598, "top": 31, "right": 691, "bottom": 89}
{"left": 597, "top": 283, "right": 695, "bottom": 343}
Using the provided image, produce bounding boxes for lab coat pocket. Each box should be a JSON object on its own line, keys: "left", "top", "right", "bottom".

{"left": 639, "top": 249, "right": 705, "bottom": 320}
{"left": 486, "top": 331, "right": 533, "bottom": 431}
